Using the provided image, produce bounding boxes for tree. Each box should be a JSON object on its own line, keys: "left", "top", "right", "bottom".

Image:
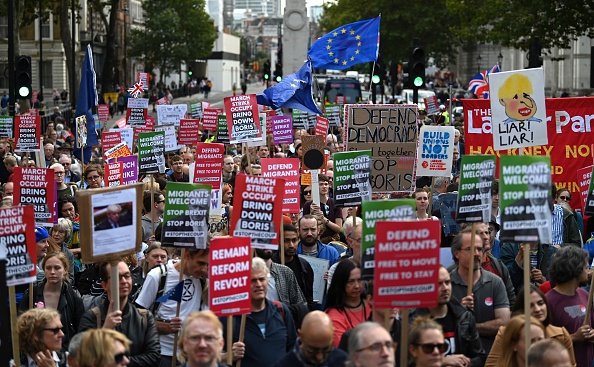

{"left": 128, "top": 0, "right": 217, "bottom": 83}
{"left": 447, "top": 0, "right": 594, "bottom": 50}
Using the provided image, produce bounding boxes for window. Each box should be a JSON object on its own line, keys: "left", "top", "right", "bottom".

{"left": 0, "top": 62, "right": 8, "bottom": 89}
{"left": 41, "top": 61, "right": 52, "bottom": 90}
{"left": 35, "top": 12, "right": 53, "bottom": 40}
{"left": 0, "top": 17, "right": 7, "bottom": 39}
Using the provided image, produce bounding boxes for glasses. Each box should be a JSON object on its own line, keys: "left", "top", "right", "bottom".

{"left": 303, "top": 191, "right": 312, "bottom": 195}
{"left": 461, "top": 247, "right": 484, "bottom": 253}
{"left": 156, "top": 200, "right": 165, "bottom": 203}
{"left": 43, "top": 327, "right": 63, "bottom": 334}
{"left": 414, "top": 343, "right": 448, "bottom": 354}
{"left": 106, "top": 274, "right": 132, "bottom": 281}
{"left": 304, "top": 345, "right": 334, "bottom": 356}
{"left": 87, "top": 175, "right": 101, "bottom": 181}
{"left": 356, "top": 341, "right": 394, "bottom": 353}
{"left": 114, "top": 352, "right": 128, "bottom": 364}
{"left": 559, "top": 195, "right": 570, "bottom": 200}
{"left": 186, "top": 335, "right": 220, "bottom": 344}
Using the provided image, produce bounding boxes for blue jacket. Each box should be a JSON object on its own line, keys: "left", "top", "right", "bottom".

{"left": 297, "top": 240, "right": 339, "bottom": 267}
{"left": 499, "top": 242, "right": 556, "bottom": 294}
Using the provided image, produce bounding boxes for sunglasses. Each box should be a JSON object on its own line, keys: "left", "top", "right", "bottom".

{"left": 43, "top": 327, "right": 63, "bottom": 334}
{"left": 415, "top": 343, "right": 448, "bottom": 354}
{"left": 114, "top": 352, "right": 128, "bottom": 364}
{"left": 303, "top": 191, "right": 311, "bottom": 195}
{"left": 558, "top": 195, "right": 570, "bottom": 200}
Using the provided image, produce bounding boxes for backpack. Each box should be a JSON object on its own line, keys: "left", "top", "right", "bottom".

{"left": 91, "top": 305, "right": 147, "bottom": 328}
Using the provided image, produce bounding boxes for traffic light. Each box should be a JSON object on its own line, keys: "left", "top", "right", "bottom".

{"left": 274, "top": 62, "right": 282, "bottom": 82}
{"left": 528, "top": 37, "right": 543, "bottom": 68}
{"left": 410, "top": 45, "right": 425, "bottom": 88}
{"left": 263, "top": 60, "right": 271, "bottom": 81}
{"left": 15, "top": 55, "right": 32, "bottom": 99}
{"left": 188, "top": 67, "right": 193, "bottom": 76}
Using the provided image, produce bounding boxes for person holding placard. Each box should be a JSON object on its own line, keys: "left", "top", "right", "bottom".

{"left": 16, "top": 308, "right": 68, "bottom": 367}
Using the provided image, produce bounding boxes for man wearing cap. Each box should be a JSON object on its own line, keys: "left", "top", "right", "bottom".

{"left": 59, "top": 154, "right": 81, "bottom": 184}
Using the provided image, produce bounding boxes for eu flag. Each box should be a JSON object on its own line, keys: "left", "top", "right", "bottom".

{"left": 73, "top": 45, "right": 99, "bottom": 164}
{"left": 256, "top": 59, "right": 322, "bottom": 115}
{"left": 156, "top": 281, "right": 185, "bottom": 303}
{"left": 308, "top": 16, "right": 380, "bottom": 70}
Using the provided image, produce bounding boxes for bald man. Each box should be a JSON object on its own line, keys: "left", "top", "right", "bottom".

{"left": 271, "top": 311, "right": 348, "bottom": 367}
{"left": 527, "top": 339, "right": 572, "bottom": 367}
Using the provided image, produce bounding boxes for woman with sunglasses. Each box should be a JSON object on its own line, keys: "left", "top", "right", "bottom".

{"left": 301, "top": 185, "right": 312, "bottom": 209}
{"left": 555, "top": 188, "right": 584, "bottom": 240}
{"left": 488, "top": 315, "right": 545, "bottom": 367}
{"left": 77, "top": 329, "right": 131, "bottom": 367}
{"left": 408, "top": 316, "right": 446, "bottom": 367}
{"left": 19, "top": 252, "right": 84, "bottom": 351}
{"left": 413, "top": 188, "right": 438, "bottom": 220}
{"left": 485, "top": 285, "right": 576, "bottom": 367}
{"left": 17, "top": 308, "right": 67, "bottom": 367}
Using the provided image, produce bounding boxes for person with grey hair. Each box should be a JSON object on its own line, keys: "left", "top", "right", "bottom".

{"left": 94, "top": 204, "right": 132, "bottom": 231}
{"left": 545, "top": 245, "right": 594, "bottom": 367}
{"left": 67, "top": 330, "right": 87, "bottom": 367}
{"left": 222, "top": 257, "right": 297, "bottom": 367}
{"left": 346, "top": 321, "right": 394, "bottom": 367}
{"left": 52, "top": 162, "right": 78, "bottom": 198}
{"left": 527, "top": 338, "right": 572, "bottom": 367}
{"left": 50, "top": 217, "right": 76, "bottom": 283}
{"left": 59, "top": 154, "right": 81, "bottom": 184}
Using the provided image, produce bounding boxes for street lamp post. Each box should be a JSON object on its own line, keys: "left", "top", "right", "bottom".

{"left": 477, "top": 54, "right": 482, "bottom": 73}
{"left": 39, "top": 0, "right": 43, "bottom": 103}
{"left": 498, "top": 51, "right": 503, "bottom": 70}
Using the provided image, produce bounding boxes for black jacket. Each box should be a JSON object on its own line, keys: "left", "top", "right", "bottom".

{"left": 79, "top": 298, "right": 161, "bottom": 367}
{"left": 272, "top": 252, "right": 316, "bottom": 310}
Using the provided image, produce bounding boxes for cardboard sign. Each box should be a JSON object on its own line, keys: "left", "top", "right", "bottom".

{"left": 157, "top": 104, "right": 187, "bottom": 127}
{"left": 126, "top": 98, "right": 149, "bottom": 127}
{"left": 15, "top": 114, "right": 41, "bottom": 152}
{"left": 424, "top": 96, "right": 440, "bottom": 115}
{"left": 578, "top": 165, "right": 592, "bottom": 213}
{"left": 261, "top": 158, "right": 301, "bottom": 213}
{"left": 271, "top": 115, "right": 293, "bottom": 144}
{"left": 155, "top": 124, "right": 179, "bottom": 152}
{"left": 499, "top": 155, "right": 553, "bottom": 243}
{"left": 179, "top": 119, "right": 201, "bottom": 145}
{"left": 108, "top": 155, "right": 139, "bottom": 185}
{"left": 333, "top": 150, "right": 373, "bottom": 207}
{"left": 315, "top": 116, "right": 329, "bottom": 137}
{"left": 456, "top": 155, "right": 496, "bottom": 223}
{"left": 13, "top": 167, "right": 56, "bottom": 226}
{"left": 104, "top": 142, "right": 132, "bottom": 160}
{"left": 299, "top": 254, "right": 329, "bottom": 304}
{"left": 225, "top": 94, "right": 262, "bottom": 143}
{"left": 98, "top": 104, "right": 110, "bottom": 121}
{"left": 230, "top": 175, "right": 285, "bottom": 250}
{"left": 138, "top": 131, "right": 166, "bottom": 174}
{"left": 209, "top": 237, "right": 252, "bottom": 316}
{"left": 415, "top": 125, "right": 456, "bottom": 177}
{"left": 203, "top": 108, "right": 222, "bottom": 131}
{"left": 162, "top": 183, "right": 211, "bottom": 248}
{"left": 216, "top": 115, "right": 230, "bottom": 144}
{"left": 302, "top": 135, "right": 326, "bottom": 170}
{"left": 345, "top": 105, "right": 417, "bottom": 193}
{"left": 104, "top": 162, "right": 123, "bottom": 187}
{"left": 488, "top": 68, "right": 548, "bottom": 150}
{"left": 2, "top": 206, "right": 36, "bottom": 286}
{"left": 374, "top": 220, "right": 440, "bottom": 308}
{"left": 193, "top": 143, "right": 225, "bottom": 189}
{"left": 0, "top": 116, "right": 13, "bottom": 138}
{"left": 325, "top": 104, "right": 342, "bottom": 127}
{"left": 77, "top": 183, "right": 143, "bottom": 263}
{"left": 102, "top": 131, "right": 122, "bottom": 158}
{"left": 361, "top": 199, "right": 416, "bottom": 279}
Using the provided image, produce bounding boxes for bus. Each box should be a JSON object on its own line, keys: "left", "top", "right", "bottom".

{"left": 323, "top": 78, "right": 362, "bottom": 104}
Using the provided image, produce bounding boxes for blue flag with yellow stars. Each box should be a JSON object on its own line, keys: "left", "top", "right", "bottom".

{"left": 155, "top": 280, "right": 184, "bottom": 302}
{"left": 256, "top": 59, "right": 322, "bottom": 115}
{"left": 308, "top": 16, "right": 380, "bottom": 70}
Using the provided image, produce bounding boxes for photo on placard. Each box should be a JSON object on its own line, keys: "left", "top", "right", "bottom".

{"left": 93, "top": 201, "right": 133, "bottom": 231}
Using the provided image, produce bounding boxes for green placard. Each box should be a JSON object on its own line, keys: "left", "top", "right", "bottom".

{"left": 217, "top": 115, "right": 230, "bottom": 144}
{"left": 456, "top": 155, "right": 496, "bottom": 223}
{"left": 333, "top": 150, "right": 372, "bottom": 207}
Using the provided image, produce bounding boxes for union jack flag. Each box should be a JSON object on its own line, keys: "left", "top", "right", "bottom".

{"left": 128, "top": 81, "right": 145, "bottom": 98}
{"left": 467, "top": 64, "right": 500, "bottom": 99}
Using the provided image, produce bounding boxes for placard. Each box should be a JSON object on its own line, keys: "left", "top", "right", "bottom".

{"left": 0, "top": 116, "right": 13, "bottom": 138}
{"left": 230, "top": 174, "right": 285, "bottom": 250}
{"left": 578, "top": 165, "right": 592, "bottom": 213}
{"left": 108, "top": 155, "right": 139, "bottom": 185}
{"left": 315, "top": 116, "right": 329, "bottom": 136}
{"left": 126, "top": 98, "right": 149, "bottom": 127}
{"left": 162, "top": 183, "right": 211, "bottom": 248}
{"left": 424, "top": 96, "right": 440, "bottom": 115}
{"left": 98, "top": 104, "right": 110, "bottom": 121}
{"left": 15, "top": 114, "right": 41, "bottom": 152}
{"left": 157, "top": 104, "right": 187, "bottom": 127}
{"left": 298, "top": 255, "right": 329, "bottom": 304}
{"left": 216, "top": 115, "right": 230, "bottom": 144}
{"left": 499, "top": 155, "right": 552, "bottom": 243}
{"left": 209, "top": 237, "right": 252, "bottom": 316}
{"left": 2, "top": 206, "right": 36, "bottom": 287}
{"left": 179, "top": 119, "right": 201, "bottom": 145}
{"left": 13, "top": 167, "right": 56, "bottom": 226}
{"left": 190, "top": 102, "right": 203, "bottom": 119}
{"left": 415, "top": 125, "right": 456, "bottom": 177}
{"left": 75, "top": 115, "right": 88, "bottom": 147}
{"left": 101, "top": 131, "right": 122, "bottom": 158}
{"left": 361, "top": 199, "right": 416, "bottom": 279}
{"left": 374, "top": 220, "right": 440, "bottom": 308}
{"left": 104, "top": 162, "right": 123, "bottom": 187}
{"left": 456, "top": 155, "right": 496, "bottom": 223}
{"left": 325, "top": 105, "right": 342, "bottom": 127}
{"left": 203, "top": 108, "right": 222, "bottom": 131}
{"left": 110, "top": 127, "right": 134, "bottom": 152}
{"left": 333, "top": 150, "right": 373, "bottom": 207}
{"left": 194, "top": 143, "right": 225, "bottom": 189}
{"left": 155, "top": 124, "right": 179, "bottom": 152}
{"left": 138, "top": 131, "right": 166, "bottom": 174}
{"left": 104, "top": 142, "right": 132, "bottom": 160}
{"left": 292, "top": 109, "right": 309, "bottom": 130}
{"left": 302, "top": 135, "right": 326, "bottom": 170}
{"left": 225, "top": 94, "right": 262, "bottom": 143}
{"left": 345, "top": 104, "right": 417, "bottom": 193}
{"left": 261, "top": 158, "right": 300, "bottom": 213}
{"left": 271, "top": 115, "right": 293, "bottom": 144}
{"left": 78, "top": 183, "right": 143, "bottom": 263}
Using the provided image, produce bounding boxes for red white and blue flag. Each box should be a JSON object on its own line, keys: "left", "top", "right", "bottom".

{"left": 467, "top": 64, "right": 500, "bottom": 99}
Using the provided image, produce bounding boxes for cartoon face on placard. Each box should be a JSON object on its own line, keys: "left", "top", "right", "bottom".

{"left": 488, "top": 68, "right": 548, "bottom": 151}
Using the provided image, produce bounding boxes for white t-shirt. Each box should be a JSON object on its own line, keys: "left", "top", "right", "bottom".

{"left": 135, "top": 260, "right": 206, "bottom": 356}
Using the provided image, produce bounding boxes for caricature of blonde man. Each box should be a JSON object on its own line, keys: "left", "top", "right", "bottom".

{"left": 498, "top": 74, "right": 542, "bottom": 124}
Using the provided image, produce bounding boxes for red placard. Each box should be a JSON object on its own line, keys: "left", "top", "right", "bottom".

{"left": 134, "top": 116, "right": 154, "bottom": 142}
{"left": 203, "top": 108, "right": 222, "bottom": 131}
{"left": 104, "top": 162, "right": 123, "bottom": 187}
{"left": 2, "top": 206, "right": 37, "bottom": 286}
{"left": 102, "top": 131, "right": 122, "bottom": 158}
{"left": 13, "top": 167, "right": 56, "bottom": 226}
{"left": 463, "top": 97, "right": 594, "bottom": 211}
{"left": 424, "top": 96, "right": 440, "bottom": 115}
{"left": 374, "top": 220, "right": 440, "bottom": 309}
{"left": 15, "top": 114, "right": 41, "bottom": 152}
{"left": 98, "top": 104, "right": 110, "bottom": 121}
{"left": 193, "top": 143, "right": 224, "bottom": 189}
{"left": 261, "top": 158, "right": 300, "bottom": 213}
{"left": 577, "top": 165, "right": 593, "bottom": 213}
{"left": 224, "top": 94, "right": 261, "bottom": 143}
{"left": 156, "top": 97, "right": 169, "bottom": 105}
{"left": 230, "top": 174, "right": 285, "bottom": 250}
{"left": 209, "top": 237, "right": 252, "bottom": 316}
{"left": 315, "top": 116, "right": 329, "bottom": 137}
{"left": 335, "top": 95, "right": 346, "bottom": 104}
{"left": 265, "top": 110, "right": 276, "bottom": 136}
{"left": 179, "top": 119, "right": 201, "bottom": 145}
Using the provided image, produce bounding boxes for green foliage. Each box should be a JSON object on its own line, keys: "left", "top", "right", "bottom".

{"left": 128, "top": 0, "right": 217, "bottom": 75}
